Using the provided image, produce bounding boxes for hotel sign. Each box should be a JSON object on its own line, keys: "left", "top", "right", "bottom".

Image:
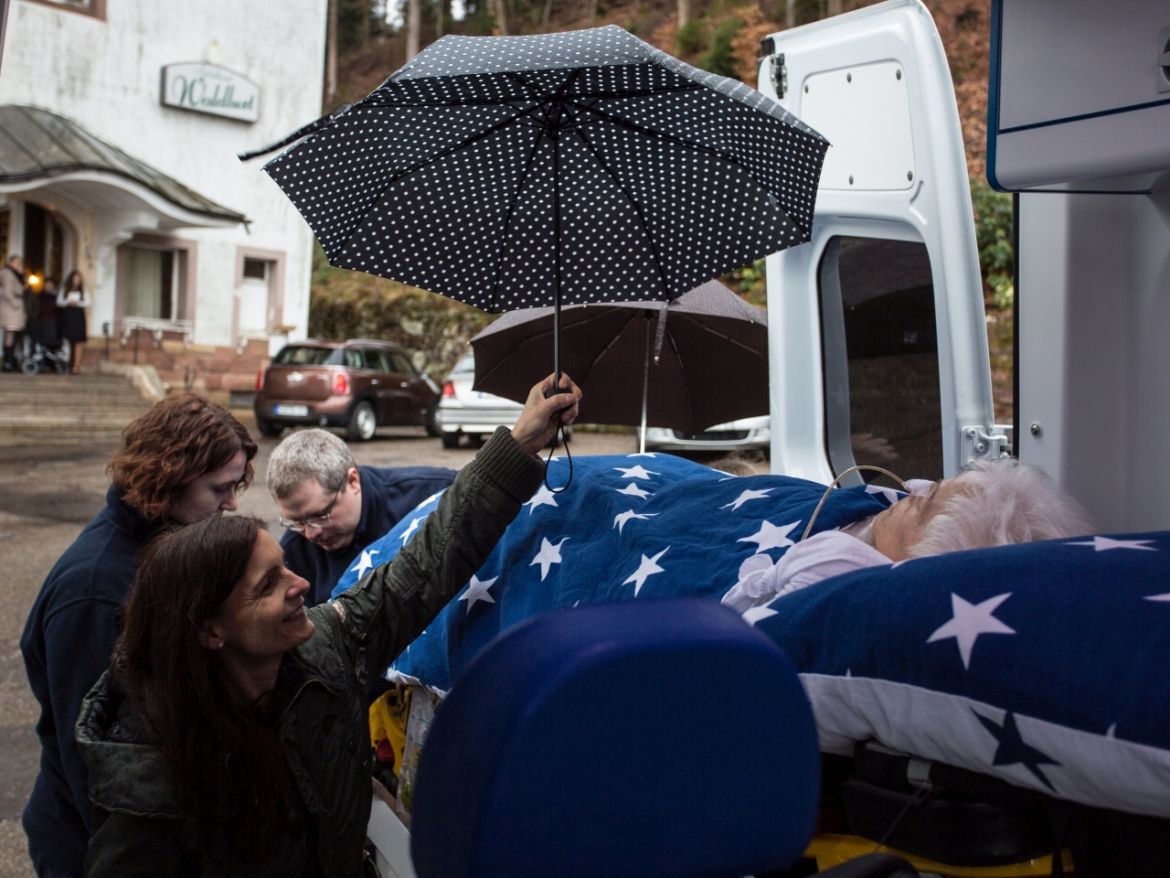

{"left": 161, "top": 63, "right": 260, "bottom": 123}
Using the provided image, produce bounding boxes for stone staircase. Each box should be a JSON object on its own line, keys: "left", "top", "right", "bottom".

{"left": 0, "top": 371, "right": 153, "bottom": 445}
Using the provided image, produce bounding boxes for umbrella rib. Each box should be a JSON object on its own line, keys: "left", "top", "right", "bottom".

{"left": 487, "top": 128, "right": 551, "bottom": 311}
{"left": 570, "top": 123, "right": 672, "bottom": 300}
{"left": 380, "top": 106, "right": 537, "bottom": 190}
{"left": 673, "top": 312, "right": 768, "bottom": 358}
{"left": 372, "top": 81, "right": 705, "bottom": 109}
{"left": 568, "top": 99, "right": 784, "bottom": 217}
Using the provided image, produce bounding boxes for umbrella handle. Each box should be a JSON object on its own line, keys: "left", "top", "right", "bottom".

{"left": 541, "top": 427, "right": 574, "bottom": 493}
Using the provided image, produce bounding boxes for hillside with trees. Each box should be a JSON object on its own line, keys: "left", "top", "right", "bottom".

{"left": 310, "top": 0, "right": 1012, "bottom": 416}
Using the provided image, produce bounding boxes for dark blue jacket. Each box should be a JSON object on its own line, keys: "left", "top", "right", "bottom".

{"left": 281, "top": 465, "right": 456, "bottom": 605}
{"left": 20, "top": 487, "right": 154, "bottom": 877}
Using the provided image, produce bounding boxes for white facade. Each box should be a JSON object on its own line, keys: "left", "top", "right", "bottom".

{"left": 0, "top": 0, "right": 326, "bottom": 358}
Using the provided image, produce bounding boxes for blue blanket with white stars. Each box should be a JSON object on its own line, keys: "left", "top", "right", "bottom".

{"left": 332, "top": 453, "right": 1170, "bottom": 819}
{"left": 333, "top": 452, "right": 893, "bottom": 689}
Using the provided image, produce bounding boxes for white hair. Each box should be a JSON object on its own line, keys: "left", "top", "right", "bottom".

{"left": 266, "top": 428, "right": 355, "bottom": 500}
{"left": 909, "top": 458, "right": 1093, "bottom": 557}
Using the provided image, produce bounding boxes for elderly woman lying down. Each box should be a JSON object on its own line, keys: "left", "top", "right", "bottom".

{"left": 722, "top": 458, "right": 1093, "bottom": 612}
{"left": 325, "top": 453, "right": 1093, "bottom": 696}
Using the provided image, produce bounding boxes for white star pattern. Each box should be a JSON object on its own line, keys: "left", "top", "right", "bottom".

{"left": 530, "top": 537, "right": 569, "bottom": 581}
{"left": 720, "top": 487, "right": 773, "bottom": 511}
{"left": 399, "top": 516, "right": 422, "bottom": 544}
{"left": 614, "top": 509, "right": 659, "bottom": 534}
{"left": 738, "top": 520, "right": 800, "bottom": 553}
{"left": 743, "top": 605, "right": 779, "bottom": 626}
{"left": 524, "top": 483, "right": 560, "bottom": 514}
{"left": 865, "top": 484, "right": 904, "bottom": 505}
{"left": 617, "top": 482, "right": 651, "bottom": 499}
{"left": 622, "top": 547, "right": 669, "bottom": 596}
{"left": 1068, "top": 536, "right": 1157, "bottom": 552}
{"left": 349, "top": 548, "right": 380, "bottom": 579}
{"left": 614, "top": 464, "right": 657, "bottom": 480}
{"left": 459, "top": 574, "right": 499, "bottom": 612}
{"left": 927, "top": 592, "right": 1016, "bottom": 669}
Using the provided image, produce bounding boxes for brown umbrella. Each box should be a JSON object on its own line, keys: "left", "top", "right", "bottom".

{"left": 471, "top": 280, "right": 768, "bottom": 451}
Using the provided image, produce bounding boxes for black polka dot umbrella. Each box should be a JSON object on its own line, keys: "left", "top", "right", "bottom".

{"left": 255, "top": 24, "right": 828, "bottom": 379}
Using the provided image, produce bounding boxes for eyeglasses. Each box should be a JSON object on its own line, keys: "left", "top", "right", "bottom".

{"left": 280, "top": 487, "right": 344, "bottom": 533}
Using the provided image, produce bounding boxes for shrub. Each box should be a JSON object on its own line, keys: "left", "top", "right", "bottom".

{"left": 970, "top": 178, "right": 1014, "bottom": 310}
{"left": 700, "top": 18, "right": 742, "bottom": 78}
{"left": 677, "top": 20, "right": 704, "bottom": 55}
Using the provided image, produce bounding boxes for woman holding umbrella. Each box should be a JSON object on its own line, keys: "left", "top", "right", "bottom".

{"left": 76, "top": 374, "right": 581, "bottom": 877}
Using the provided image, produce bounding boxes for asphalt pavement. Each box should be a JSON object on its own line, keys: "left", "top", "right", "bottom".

{"left": 0, "top": 418, "right": 648, "bottom": 878}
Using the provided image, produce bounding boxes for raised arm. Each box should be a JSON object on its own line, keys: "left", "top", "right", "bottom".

{"left": 330, "top": 373, "right": 581, "bottom": 685}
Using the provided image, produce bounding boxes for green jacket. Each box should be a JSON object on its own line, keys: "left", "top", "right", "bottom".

{"left": 76, "top": 428, "right": 544, "bottom": 877}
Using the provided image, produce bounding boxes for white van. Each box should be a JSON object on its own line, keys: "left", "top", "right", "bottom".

{"left": 368, "top": 1, "right": 1170, "bottom": 873}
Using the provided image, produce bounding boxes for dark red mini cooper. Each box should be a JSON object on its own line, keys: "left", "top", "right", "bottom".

{"left": 254, "top": 339, "right": 441, "bottom": 441}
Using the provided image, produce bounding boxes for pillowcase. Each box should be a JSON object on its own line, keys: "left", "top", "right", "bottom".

{"left": 752, "top": 532, "right": 1170, "bottom": 818}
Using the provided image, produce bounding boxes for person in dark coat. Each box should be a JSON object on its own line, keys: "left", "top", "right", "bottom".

{"left": 57, "top": 269, "right": 91, "bottom": 374}
{"left": 266, "top": 427, "right": 456, "bottom": 605}
{"left": 75, "top": 374, "right": 581, "bottom": 877}
{"left": 27, "top": 278, "right": 61, "bottom": 362}
{"left": 20, "top": 392, "right": 258, "bottom": 878}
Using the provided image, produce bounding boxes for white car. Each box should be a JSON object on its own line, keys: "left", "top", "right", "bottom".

{"left": 643, "top": 415, "right": 770, "bottom": 453}
{"left": 435, "top": 352, "right": 525, "bottom": 448}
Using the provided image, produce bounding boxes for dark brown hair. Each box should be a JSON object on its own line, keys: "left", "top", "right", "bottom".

{"left": 64, "top": 269, "right": 85, "bottom": 293}
{"left": 108, "top": 392, "right": 257, "bottom": 522}
{"left": 115, "top": 515, "right": 296, "bottom": 861}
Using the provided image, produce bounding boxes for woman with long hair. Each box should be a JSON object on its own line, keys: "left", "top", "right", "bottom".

{"left": 76, "top": 375, "right": 581, "bottom": 876}
{"left": 57, "top": 269, "right": 91, "bottom": 374}
{"left": 20, "top": 392, "right": 258, "bottom": 877}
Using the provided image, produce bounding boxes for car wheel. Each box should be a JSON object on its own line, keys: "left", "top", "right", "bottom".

{"left": 346, "top": 401, "right": 377, "bottom": 442}
{"left": 255, "top": 416, "right": 282, "bottom": 438}
{"left": 423, "top": 406, "right": 441, "bottom": 438}
{"left": 440, "top": 432, "right": 460, "bottom": 449}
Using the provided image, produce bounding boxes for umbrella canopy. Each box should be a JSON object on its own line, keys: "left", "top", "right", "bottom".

{"left": 470, "top": 280, "right": 768, "bottom": 437}
{"left": 262, "top": 26, "right": 828, "bottom": 315}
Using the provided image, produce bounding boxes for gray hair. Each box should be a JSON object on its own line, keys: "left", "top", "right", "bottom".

{"left": 266, "top": 428, "right": 355, "bottom": 500}
{"left": 909, "top": 458, "right": 1093, "bottom": 557}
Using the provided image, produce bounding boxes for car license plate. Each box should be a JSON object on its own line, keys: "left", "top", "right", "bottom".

{"left": 274, "top": 404, "right": 309, "bottom": 417}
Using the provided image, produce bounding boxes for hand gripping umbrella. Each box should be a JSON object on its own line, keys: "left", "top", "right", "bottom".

{"left": 251, "top": 25, "right": 828, "bottom": 389}
{"left": 469, "top": 280, "right": 768, "bottom": 452}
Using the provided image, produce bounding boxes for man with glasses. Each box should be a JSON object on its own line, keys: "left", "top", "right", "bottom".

{"left": 267, "top": 428, "right": 455, "bottom": 605}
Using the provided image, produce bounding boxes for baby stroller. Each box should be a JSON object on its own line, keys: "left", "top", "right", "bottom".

{"left": 22, "top": 293, "right": 70, "bottom": 375}
{"left": 21, "top": 340, "right": 70, "bottom": 375}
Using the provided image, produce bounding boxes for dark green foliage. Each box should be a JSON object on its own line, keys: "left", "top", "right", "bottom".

{"left": 677, "top": 21, "right": 704, "bottom": 55}
{"left": 723, "top": 258, "right": 766, "bottom": 309}
{"left": 307, "top": 245, "right": 491, "bottom": 376}
{"left": 970, "top": 178, "right": 1014, "bottom": 309}
{"left": 700, "top": 18, "right": 741, "bottom": 77}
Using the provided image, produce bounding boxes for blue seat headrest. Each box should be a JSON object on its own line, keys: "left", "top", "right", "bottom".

{"left": 411, "top": 598, "right": 820, "bottom": 878}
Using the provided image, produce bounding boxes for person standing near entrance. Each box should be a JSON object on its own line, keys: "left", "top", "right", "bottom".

{"left": 0, "top": 253, "right": 26, "bottom": 371}
{"left": 57, "top": 269, "right": 91, "bottom": 374}
{"left": 20, "top": 392, "right": 258, "bottom": 878}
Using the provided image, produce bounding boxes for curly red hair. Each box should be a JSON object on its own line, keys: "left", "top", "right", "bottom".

{"left": 108, "top": 392, "right": 257, "bottom": 522}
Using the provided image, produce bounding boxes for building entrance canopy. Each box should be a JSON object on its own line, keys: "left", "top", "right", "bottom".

{"left": 0, "top": 104, "right": 246, "bottom": 228}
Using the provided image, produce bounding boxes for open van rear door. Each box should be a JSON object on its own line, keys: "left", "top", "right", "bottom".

{"left": 757, "top": 0, "right": 1005, "bottom": 484}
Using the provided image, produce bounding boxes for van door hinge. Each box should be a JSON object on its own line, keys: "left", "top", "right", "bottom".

{"left": 960, "top": 425, "right": 1010, "bottom": 464}
{"left": 769, "top": 53, "right": 787, "bottom": 99}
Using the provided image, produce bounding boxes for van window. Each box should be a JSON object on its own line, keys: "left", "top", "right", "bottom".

{"left": 818, "top": 236, "right": 943, "bottom": 483}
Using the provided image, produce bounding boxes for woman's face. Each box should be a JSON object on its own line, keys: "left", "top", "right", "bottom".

{"left": 208, "top": 529, "right": 315, "bottom": 663}
{"left": 171, "top": 449, "right": 248, "bottom": 524}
